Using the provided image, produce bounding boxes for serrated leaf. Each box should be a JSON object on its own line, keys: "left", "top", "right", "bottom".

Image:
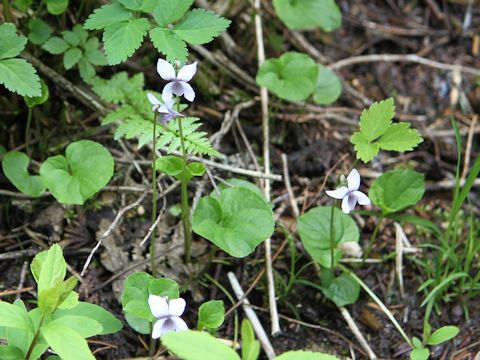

{"left": 27, "top": 19, "right": 53, "bottom": 45}
{"left": 42, "top": 36, "right": 70, "bottom": 54}
{"left": 359, "top": 98, "right": 395, "bottom": 141}
{"left": 273, "top": 0, "right": 341, "bottom": 31}
{"left": 0, "top": 58, "right": 41, "bottom": 97}
{"left": 153, "top": 0, "right": 193, "bottom": 26}
{"left": 150, "top": 27, "right": 187, "bottom": 63}
{"left": 72, "top": 24, "right": 89, "bottom": 46}
{"left": 63, "top": 48, "right": 82, "bottom": 69}
{"left": 0, "top": 24, "right": 27, "bottom": 59}
{"left": 378, "top": 123, "right": 423, "bottom": 152}
{"left": 84, "top": 38, "right": 107, "bottom": 66}
{"left": 173, "top": 9, "right": 231, "bottom": 45}
{"left": 350, "top": 131, "right": 380, "bottom": 163}
{"left": 78, "top": 57, "right": 96, "bottom": 83}
{"left": 62, "top": 30, "right": 80, "bottom": 47}
{"left": 103, "top": 18, "right": 150, "bottom": 65}
{"left": 120, "top": 0, "right": 157, "bottom": 12}
{"left": 84, "top": 3, "right": 133, "bottom": 30}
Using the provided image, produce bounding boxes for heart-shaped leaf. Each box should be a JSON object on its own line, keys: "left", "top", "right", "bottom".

{"left": 313, "top": 65, "right": 342, "bottom": 105}
{"left": 39, "top": 140, "right": 114, "bottom": 205}
{"left": 2, "top": 151, "right": 46, "bottom": 197}
{"left": 297, "top": 206, "right": 359, "bottom": 268}
{"left": 256, "top": 52, "right": 318, "bottom": 101}
{"left": 320, "top": 272, "right": 360, "bottom": 306}
{"left": 193, "top": 187, "right": 275, "bottom": 257}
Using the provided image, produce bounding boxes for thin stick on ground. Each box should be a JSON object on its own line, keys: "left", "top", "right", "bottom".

{"left": 338, "top": 306, "right": 378, "bottom": 360}
{"left": 81, "top": 190, "right": 148, "bottom": 276}
{"left": 227, "top": 272, "right": 276, "bottom": 359}
{"left": 281, "top": 153, "right": 300, "bottom": 218}
{"left": 253, "top": 0, "right": 281, "bottom": 336}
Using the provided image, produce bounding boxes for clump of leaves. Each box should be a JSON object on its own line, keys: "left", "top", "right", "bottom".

{"left": 42, "top": 25, "right": 107, "bottom": 83}
{"left": 84, "top": 0, "right": 231, "bottom": 64}
{"left": 0, "top": 23, "right": 41, "bottom": 97}
{"left": 350, "top": 98, "right": 423, "bottom": 163}
{"left": 94, "top": 72, "right": 219, "bottom": 156}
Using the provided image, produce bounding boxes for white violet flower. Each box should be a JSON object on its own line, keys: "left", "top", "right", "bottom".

{"left": 147, "top": 93, "right": 183, "bottom": 123}
{"left": 157, "top": 59, "right": 197, "bottom": 102}
{"left": 148, "top": 295, "right": 188, "bottom": 339}
{"left": 326, "top": 169, "right": 371, "bottom": 214}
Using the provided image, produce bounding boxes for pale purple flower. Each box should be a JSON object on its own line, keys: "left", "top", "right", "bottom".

{"left": 147, "top": 93, "right": 182, "bottom": 123}
{"left": 157, "top": 59, "right": 197, "bottom": 102}
{"left": 148, "top": 295, "right": 188, "bottom": 339}
{"left": 326, "top": 169, "right": 371, "bottom": 214}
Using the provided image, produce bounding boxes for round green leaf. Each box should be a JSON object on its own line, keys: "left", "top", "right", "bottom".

{"left": 313, "top": 65, "right": 342, "bottom": 105}
{"left": 272, "top": 0, "right": 342, "bottom": 32}
{"left": 45, "top": 0, "right": 69, "bottom": 15}
{"left": 25, "top": 78, "right": 49, "bottom": 108}
{"left": 256, "top": 52, "right": 318, "bottom": 101}
{"left": 162, "top": 330, "right": 240, "bottom": 360}
{"left": 197, "top": 300, "right": 225, "bottom": 330}
{"left": 297, "top": 206, "right": 359, "bottom": 268}
{"left": 193, "top": 187, "right": 275, "bottom": 257}
{"left": 148, "top": 278, "right": 179, "bottom": 299}
{"left": 39, "top": 140, "right": 114, "bottom": 205}
{"left": 2, "top": 151, "right": 46, "bottom": 197}
{"left": 187, "top": 162, "right": 206, "bottom": 177}
{"left": 320, "top": 273, "right": 360, "bottom": 306}
{"left": 156, "top": 155, "right": 184, "bottom": 176}
{"left": 0, "top": 345, "right": 25, "bottom": 360}
{"left": 410, "top": 348, "right": 430, "bottom": 360}
{"left": 27, "top": 18, "right": 53, "bottom": 45}
{"left": 369, "top": 169, "right": 425, "bottom": 214}
{"left": 276, "top": 351, "right": 339, "bottom": 360}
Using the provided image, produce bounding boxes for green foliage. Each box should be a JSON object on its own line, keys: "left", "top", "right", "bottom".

{"left": 0, "top": 23, "right": 41, "bottom": 97}
{"left": 426, "top": 326, "right": 459, "bottom": 345}
{"left": 122, "top": 272, "right": 179, "bottom": 334}
{"left": 410, "top": 348, "right": 429, "bottom": 360}
{"left": 409, "top": 325, "right": 459, "bottom": 360}
{"left": 256, "top": 52, "right": 318, "bottom": 101}
{"left": 193, "top": 187, "right": 275, "bottom": 257}
{"left": 241, "top": 319, "right": 260, "bottom": 360}
{"left": 45, "top": 0, "right": 68, "bottom": 15}
{"left": 42, "top": 25, "right": 107, "bottom": 83}
{"left": 25, "top": 78, "right": 49, "bottom": 108}
{"left": 273, "top": 0, "right": 342, "bottom": 32}
{"left": 93, "top": 72, "right": 219, "bottom": 156}
{"left": 313, "top": 65, "right": 342, "bottom": 105}
{"left": 297, "top": 206, "right": 359, "bottom": 268}
{"left": 39, "top": 140, "right": 114, "bottom": 205}
{"left": 84, "top": 0, "right": 230, "bottom": 64}
{"left": 319, "top": 272, "right": 360, "bottom": 307}
{"left": 27, "top": 19, "right": 53, "bottom": 45}
{"left": 197, "top": 300, "right": 225, "bottom": 331}
{"left": 276, "top": 352, "right": 339, "bottom": 360}
{"left": 156, "top": 155, "right": 206, "bottom": 181}
{"left": 351, "top": 98, "right": 423, "bottom": 162}
{"left": 0, "top": 245, "right": 121, "bottom": 360}
{"left": 369, "top": 169, "right": 425, "bottom": 215}
{"left": 2, "top": 151, "right": 46, "bottom": 197}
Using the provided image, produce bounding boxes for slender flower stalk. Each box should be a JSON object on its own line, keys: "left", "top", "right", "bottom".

{"left": 329, "top": 201, "right": 336, "bottom": 268}
{"left": 150, "top": 112, "right": 158, "bottom": 277}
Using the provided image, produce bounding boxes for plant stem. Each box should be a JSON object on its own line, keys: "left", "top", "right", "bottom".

{"left": 25, "top": 107, "right": 33, "bottom": 155}
{"left": 329, "top": 201, "right": 336, "bottom": 268}
{"left": 340, "top": 264, "right": 412, "bottom": 347}
{"left": 150, "top": 114, "right": 158, "bottom": 277}
{"left": 364, "top": 215, "right": 384, "bottom": 260}
{"left": 148, "top": 322, "right": 156, "bottom": 357}
{"left": 25, "top": 314, "right": 45, "bottom": 360}
{"left": 2, "top": 0, "right": 12, "bottom": 22}
{"left": 177, "top": 115, "right": 192, "bottom": 264}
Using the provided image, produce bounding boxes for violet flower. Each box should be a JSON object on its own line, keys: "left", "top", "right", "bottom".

{"left": 156, "top": 59, "right": 197, "bottom": 102}
{"left": 147, "top": 93, "right": 183, "bottom": 123}
{"left": 148, "top": 295, "right": 188, "bottom": 339}
{"left": 326, "top": 169, "right": 371, "bottom": 214}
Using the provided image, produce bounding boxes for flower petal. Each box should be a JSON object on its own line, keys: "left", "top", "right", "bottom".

{"left": 177, "top": 62, "right": 197, "bottom": 82}
{"left": 171, "top": 316, "right": 188, "bottom": 331}
{"left": 152, "top": 318, "right": 166, "bottom": 339}
{"left": 171, "top": 81, "right": 185, "bottom": 97}
{"left": 157, "top": 59, "right": 176, "bottom": 80}
{"left": 147, "top": 92, "right": 161, "bottom": 105}
{"left": 325, "top": 186, "right": 349, "bottom": 200}
{"left": 347, "top": 169, "right": 361, "bottom": 191}
{"left": 353, "top": 191, "right": 370, "bottom": 205}
{"left": 162, "top": 82, "right": 175, "bottom": 101}
{"left": 180, "top": 82, "right": 195, "bottom": 102}
{"left": 168, "top": 298, "right": 186, "bottom": 316}
{"left": 160, "top": 318, "right": 177, "bottom": 336}
{"left": 341, "top": 196, "right": 351, "bottom": 214}
{"left": 148, "top": 295, "right": 169, "bottom": 318}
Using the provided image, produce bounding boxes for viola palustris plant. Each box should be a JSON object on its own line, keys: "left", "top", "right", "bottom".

{"left": 1, "top": 0, "right": 478, "bottom": 359}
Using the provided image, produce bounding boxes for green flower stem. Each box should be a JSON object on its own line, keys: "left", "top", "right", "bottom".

{"left": 363, "top": 215, "right": 384, "bottom": 260}
{"left": 339, "top": 264, "right": 412, "bottom": 347}
{"left": 25, "top": 314, "right": 45, "bottom": 360}
{"left": 150, "top": 113, "right": 158, "bottom": 277}
{"left": 175, "top": 100, "right": 193, "bottom": 264}
{"left": 329, "top": 201, "right": 336, "bottom": 268}
{"left": 149, "top": 322, "right": 156, "bottom": 357}
{"left": 2, "top": 0, "right": 12, "bottom": 22}
{"left": 25, "top": 107, "right": 33, "bottom": 155}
